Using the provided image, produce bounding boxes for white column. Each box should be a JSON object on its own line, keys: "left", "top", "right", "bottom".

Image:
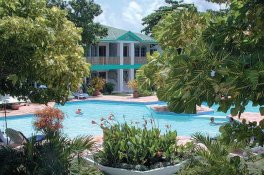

{"left": 106, "top": 43, "right": 109, "bottom": 64}
{"left": 118, "top": 42, "right": 124, "bottom": 92}
{"left": 118, "top": 69, "right": 124, "bottom": 92}
{"left": 130, "top": 43, "right": 135, "bottom": 65}
{"left": 129, "top": 42, "right": 135, "bottom": 82}
{"left": 119, "top": 42, "right": 124, "bottom": 65}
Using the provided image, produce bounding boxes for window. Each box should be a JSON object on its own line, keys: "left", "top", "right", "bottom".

{"left": 123, "top": 46, "right": 129, "bottom": 57}
{"left": 135, "top": 46, "right": 140, "bottom": 57}
{"left": 91, "top": 45, "right": 98, "bottom": 57}
{"left": 141, "top": 46, "right": 146, "bottom": 57}
{"left": 99, "top": 46, "right": 106, "bottom": 57}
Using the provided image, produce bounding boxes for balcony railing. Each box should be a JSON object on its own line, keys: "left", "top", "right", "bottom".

{"left": 87, "top": 57, "right": 120, "bottom": 65}
{"left": 124, "top": 57, "right": 131, "bottom": 65}
{"left": 87, "top": 56, "right": 147, "bottom": 65}
{"left": 135, "top": 57, "right": 147, "bottom": 64}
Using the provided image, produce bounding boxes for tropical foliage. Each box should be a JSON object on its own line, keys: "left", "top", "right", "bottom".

{"left": 90, "top": 77, "right": 106, "bottom": 93}
{"left": 219, "top": 119, "right": 264, "bottom": 147}
{"left": 178, "top": 133, "right": 250, "bottom": 175}
{"left": 141, "top": 0, "right": 194, "bottom": 35}
{"left": 34, "top": 107, "right": 65, "bottom": 133}
{"left": 47, "top": 0, "right": 107, "bottom": 46}
{"left": 138, "top": 0, "right": 264, "bottom": 115}
{"left": 92, "top": 115, "right": 191, "bottom": 171}
{"left": 0, "top": 0, "right": 89, "bottom": 104}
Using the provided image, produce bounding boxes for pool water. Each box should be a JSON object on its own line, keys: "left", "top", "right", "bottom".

{"left": 1, "top": 100, "right": 258, "bottom": 138}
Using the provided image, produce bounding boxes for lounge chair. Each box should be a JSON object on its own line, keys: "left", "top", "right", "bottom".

{"left": 0, "top": 129, "right": 8, "bottom": 144}
{"left": 5, "top": 128, "right": 45, "bottom": 145}
{"left": 73, "top": 92, "right": 89, "bottom": 99}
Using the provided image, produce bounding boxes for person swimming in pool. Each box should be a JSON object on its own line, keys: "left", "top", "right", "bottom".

{"left": 76, "top": 109, "right": 83, "bottom": 115}
{"left": 210, "top": 117, "right": 225, "bottom": 125}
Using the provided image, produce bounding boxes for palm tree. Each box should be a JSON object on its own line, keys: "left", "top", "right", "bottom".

{"left": 0, "top": 133, "right": 102, "bottom": 175}
{"left": 177, "top": 133, "right": 249, "bottom": 175}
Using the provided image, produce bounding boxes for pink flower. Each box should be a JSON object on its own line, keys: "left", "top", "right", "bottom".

{"left": 108, "top": 115, "right": 114, "bottom": 120}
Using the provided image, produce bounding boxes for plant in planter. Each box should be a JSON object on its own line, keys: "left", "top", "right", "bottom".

{"left": 11, "top": 103, "right": 20, "bottom": 110}
{"left": 90, "top": 115, "right": 190, "bottom": 174}
{"left": 127, "top": 80, "right": 139, "bottom": 98}
{"left": 90, "top": 77, "right": 106, "bottom": 96}
{"left": 103, "top": 82, "right": 115, "bottom": 95}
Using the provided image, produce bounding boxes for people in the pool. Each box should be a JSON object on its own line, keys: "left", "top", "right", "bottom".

{"left": 209, "top": 117, "right": 225, "bottom": 125}
{"left": 75, "top": 109, "right": 83, "bottom": 115}
{"left": 229, "top": 117, "right": 234, "bottom": 124}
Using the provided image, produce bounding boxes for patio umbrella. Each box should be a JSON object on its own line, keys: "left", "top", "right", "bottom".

{"left": 0, "top": 95, "right": 25, "bottom": 144}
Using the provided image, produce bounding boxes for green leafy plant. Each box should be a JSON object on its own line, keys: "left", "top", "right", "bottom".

{"left": 219, "top": 119, "right": 264, "bottom": 147}
{"left": 103, "top": 82, "right": 115, "bottom": 94}
{"left": 178, "top": 133, "right": 250, "bottom": 175}
{"left": 90, "top": 77, "right": 106, "bottom": 96}
{"left": 127, "top": 79, "right": 138, "bottom": 91}
{"left": 92, "top": 115, "right": 190, "bottom": 171}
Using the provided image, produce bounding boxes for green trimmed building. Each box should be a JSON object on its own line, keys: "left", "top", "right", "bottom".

{"left": 87, "top": 26, "right": 160, "bottom": 92}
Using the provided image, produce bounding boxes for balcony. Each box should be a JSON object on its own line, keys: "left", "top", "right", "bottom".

{"left": 87, "top": 56, "right": 147, "bottom": 65}
{"left": 135, "top": 57, "right": 147, "bottom": 64}
{"left": 87, "top": 57, "right": 120, "bottom": 65}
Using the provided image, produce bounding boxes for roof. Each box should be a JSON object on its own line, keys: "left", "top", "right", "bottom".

{"left": 101, "top": 26, "right": 157, "bottom": 44}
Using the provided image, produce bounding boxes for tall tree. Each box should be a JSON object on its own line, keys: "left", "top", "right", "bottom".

{"left": 141, "top": 0, "right": 193, "bottom": 36}
{"left": 138, "top": 0, "right": 264, "bottom": 115}
{"left": 0, "top": 0, "right": 89, "bottom": 104}
{"left": 48, "top": 0, "right": 107, "bottom": 49}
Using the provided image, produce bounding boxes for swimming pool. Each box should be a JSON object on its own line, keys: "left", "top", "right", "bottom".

{"left": 2, "top": 100, "right": 258, "bottom": 138}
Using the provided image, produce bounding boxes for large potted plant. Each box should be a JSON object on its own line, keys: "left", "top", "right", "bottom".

{"left": 128, "top": 80, "right": 139, "bottom": 98}
{"left": 90, "top": 77, "right": 106, "bottom": 96}
{"left": 87, "top": 115, "right": 190, "bottom": 175}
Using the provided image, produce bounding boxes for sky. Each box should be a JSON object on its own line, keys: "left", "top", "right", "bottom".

{"left": 94, "top": 0, "right": 224, "bottom": 33}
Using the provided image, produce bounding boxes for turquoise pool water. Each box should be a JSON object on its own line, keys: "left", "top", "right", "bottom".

{"left": 0, "top": 100, "right": 260, "bottom": 138}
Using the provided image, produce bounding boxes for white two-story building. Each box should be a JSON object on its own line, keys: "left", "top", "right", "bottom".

{"left": 86, "top": 26, "right": 159, "bottom": 92}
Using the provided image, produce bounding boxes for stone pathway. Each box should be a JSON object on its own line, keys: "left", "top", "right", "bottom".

{"left": 0, "top": 102, "right": 55, "bottom": 118}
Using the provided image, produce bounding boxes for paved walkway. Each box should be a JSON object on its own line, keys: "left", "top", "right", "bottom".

{"left": 73, "top": 95, "right": 159, "bottom": 103}
{"left": 232, "top": 112, "right": 264, "bottom": 124}
{"left": 0, "top": 102, "right": 55, "bottom": 118}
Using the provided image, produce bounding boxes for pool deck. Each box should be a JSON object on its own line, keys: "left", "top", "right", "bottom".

{"left": 0, "top": 102, "right": 55, "bottom": 118}
{"left": 232, "top": 112, "right": 264, "bottom": 125}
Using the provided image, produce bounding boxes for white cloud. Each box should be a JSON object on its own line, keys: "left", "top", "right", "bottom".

{"left": 94, "top": 0, "right": 225, "bottom": 33}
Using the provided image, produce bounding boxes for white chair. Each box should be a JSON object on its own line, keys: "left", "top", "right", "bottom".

{"left": 0, "top": 129, "right": 8, "bottom": 144}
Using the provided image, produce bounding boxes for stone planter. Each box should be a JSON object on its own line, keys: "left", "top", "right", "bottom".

{"left": 133, "top": 90, "right": 139, "bottom": 98}
{"left": 93, "top": 90, "right": 101, "bottom": 96}
{"left": 85, "top": 157, "right": 185, "bottom": 175}
{"left": 11, "top": 103, "right": 20, "bottom": 110}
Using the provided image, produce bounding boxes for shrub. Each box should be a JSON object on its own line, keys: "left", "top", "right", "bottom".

{"left": 92, "top": 115, "right": 188, "bottom": 170}
{"left": 34, "top": 107, "right": 64, "bottom": 133}
{"left": 127, "top": 79, "right": 138, "bottom": 91}
{"left": 219, "top": 119, "right": 264, "bottom": 147}
{"left": 90, "top": 77, "right": 106, "bottom": 91}
{"left": 103, "top": 82, "right": 115, "bottom": 94}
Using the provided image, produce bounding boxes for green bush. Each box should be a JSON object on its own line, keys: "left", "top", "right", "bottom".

{"left": 103, "top": 82, "right": 115, "bottom": 94}
{"left": 219, "top": 119, "right": 264, "bottom": 147}
{"left": 93, "top": 115, "right": 189, "bottom": 170}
